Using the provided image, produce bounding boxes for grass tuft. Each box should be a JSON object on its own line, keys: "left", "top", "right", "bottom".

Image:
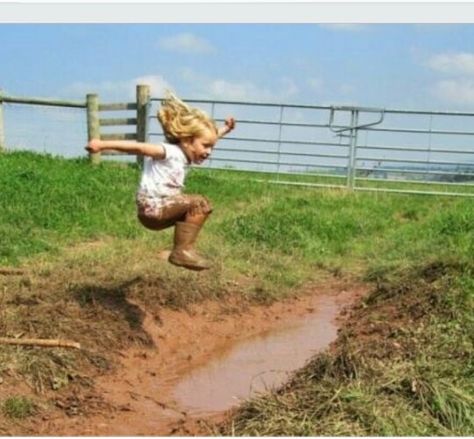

{"left": 1, "top": 396, "right": 36, "bottom": 419}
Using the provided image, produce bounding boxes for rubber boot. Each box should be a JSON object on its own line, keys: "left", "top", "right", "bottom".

{"left": 168, "top": 222, "right": 211, "bottom": 271}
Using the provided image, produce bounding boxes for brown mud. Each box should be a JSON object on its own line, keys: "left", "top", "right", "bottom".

{"left": 10, "top": 277, "right": 367, "bottom": 436}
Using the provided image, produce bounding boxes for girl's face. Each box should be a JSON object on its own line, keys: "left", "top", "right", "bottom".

{"left": 181, "top": 128, "right": 218, "bottom": 164}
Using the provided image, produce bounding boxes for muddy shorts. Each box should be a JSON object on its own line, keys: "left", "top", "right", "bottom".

{"left": 136, "top": 192, "right": 213, "bottom": 230}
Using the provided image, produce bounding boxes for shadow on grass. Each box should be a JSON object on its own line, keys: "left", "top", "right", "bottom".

{"left": 70, "top": 277, "right": 154, "bottom": 346}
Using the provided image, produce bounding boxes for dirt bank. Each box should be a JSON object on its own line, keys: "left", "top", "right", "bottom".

{"left": 5, "top": 276, "right": 367, "bottom": 436}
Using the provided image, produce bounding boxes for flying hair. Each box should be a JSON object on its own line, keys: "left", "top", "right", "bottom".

{"left": 157, "top": 90, "right": 217, "bottom": 144}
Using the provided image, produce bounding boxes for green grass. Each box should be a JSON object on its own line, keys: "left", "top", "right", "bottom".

{"left": 0, "top": 151, "right": 144, "bottom": 264}
{"left": 1, "top": 396, "right": 36, "bottom": 419}
{"left": 2, "top": 150, "right": 473, "bottom": 274}
{"left": 1, "top": 150, "right": 473, "bottom": 435}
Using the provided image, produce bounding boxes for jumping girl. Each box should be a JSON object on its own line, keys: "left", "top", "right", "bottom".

{"left": 86, "top": 92, "right": 236, "bottom": 271}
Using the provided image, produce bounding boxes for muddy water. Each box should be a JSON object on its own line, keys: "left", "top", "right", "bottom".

{"left": 173, "top": 295, "right": 340, "bottom": 416}
{"left": 40, "top": 284, "right": 363, "bottom": 436}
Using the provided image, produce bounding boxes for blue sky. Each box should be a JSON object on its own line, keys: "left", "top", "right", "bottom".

{"left": 1, "top": 23, "right": 474, "bottom": 111}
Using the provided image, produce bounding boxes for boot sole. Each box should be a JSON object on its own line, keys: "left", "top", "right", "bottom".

{"left": 168, "top": 257, "right": 210, "bottom": 271}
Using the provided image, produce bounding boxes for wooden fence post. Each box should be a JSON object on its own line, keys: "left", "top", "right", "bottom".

{"left": 86, "top": 93, "right": 101, "bottom": 164}
{"left": 136, "top": 84, "right": 150, "bottom": 166}
{"left": 0, "top": 93, "right": 5, "bottom": 151}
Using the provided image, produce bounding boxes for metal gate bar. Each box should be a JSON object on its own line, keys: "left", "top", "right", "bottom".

{"left": 149, "top": 97, "right": 474, "bottom": 197}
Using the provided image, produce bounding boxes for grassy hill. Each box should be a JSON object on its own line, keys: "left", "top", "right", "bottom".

{"left": 0, "top": 150, "right": 473, "bottom": 435}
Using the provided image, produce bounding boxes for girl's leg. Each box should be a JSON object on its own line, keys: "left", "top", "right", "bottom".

{"left": 168, "top": 195, "right": 213, "bottom": 270}
{"left": 137, "top": 194, "right": 213, "bottom": 270}
{"left": 185, "top": 210, "right": 209, "bottom": 226}
{"left": 137, "top": 194, "right": 212, "bottom": 230}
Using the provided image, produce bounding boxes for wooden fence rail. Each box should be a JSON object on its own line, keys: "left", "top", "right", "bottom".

{"left": 0, "top": 84, "right": 151, "bottom": 163}
{"left": 0, "top": 93, "right": 86, "bottom": 151}
{"left": 0, "top": 95, "right": 85, "bottom": 108}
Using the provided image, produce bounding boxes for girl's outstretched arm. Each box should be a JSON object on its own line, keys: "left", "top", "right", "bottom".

{"left": 217, "top": 117, "right": 236, "bottom": 139}
{"left": 86, "top": 139, "right": 166, "bottom": 159}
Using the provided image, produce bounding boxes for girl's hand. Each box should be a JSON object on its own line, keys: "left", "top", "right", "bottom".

{"left": 218, "top": 117, "right": 236, "bottom": 138}
{"left": 224, "top": 117, "right": 236, "bottom": 132}
{"left": 86, "top": 138, "right": 102, "bottom": 153}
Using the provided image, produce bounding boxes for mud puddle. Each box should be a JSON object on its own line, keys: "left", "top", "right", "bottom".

{"left": 39, "top": 279, "right": 366, "bottom": 436}
{"left": 173, "top": 295, "right": 340, "bottom": 416}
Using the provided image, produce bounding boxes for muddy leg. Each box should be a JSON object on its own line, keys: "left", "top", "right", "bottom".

{"left": 137, "top": 194, "right": 213, "bottom": 270}
{"left": 168, "top": 196, "right": 213, "bottom": 271}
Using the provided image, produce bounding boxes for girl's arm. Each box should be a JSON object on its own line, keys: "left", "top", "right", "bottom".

{"left": 86, "top": 139, "right": 166, "bottom": 159}
{"left": 217, "top": 117, "right": 236, "bottom": 139}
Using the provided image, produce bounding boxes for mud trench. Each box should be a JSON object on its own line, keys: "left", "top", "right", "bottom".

{"left": 41, "top": 279, "right": 366, "bottom": 436}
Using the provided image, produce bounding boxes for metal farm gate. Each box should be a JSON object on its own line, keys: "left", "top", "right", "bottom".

{"left": 1, "top": 88, "right": 473, "bottom": 197}
{"left": 148, "top": 98, "right": 474, "bottom": 197}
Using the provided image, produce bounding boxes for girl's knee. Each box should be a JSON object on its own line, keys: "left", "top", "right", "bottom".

{"left": 137, "top": 214, "right": 175, "bottom": 231}
{"left": 189, "top": 195, "right": 213, "bottom": 216}
{"left": 136, "top": 194, "right": 212, "bottom": 230}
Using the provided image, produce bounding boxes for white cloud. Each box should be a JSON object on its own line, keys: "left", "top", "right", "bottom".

{"left": 158, "top": 33, "right": 215, "bottom": 54}
{"left": 425, "top": 52, "right": 474, "bottom": 106}
{"left": 133, "top": 75, "right": 172, "bottom": 97}
{"left": 208, "top": 77, "right": 298, "bottom": 102}
{"left": 178, "top": 67, "right": 198, "bottom": 82}
{"left": 319, "top": 24, "right": 368, "bottom": 32}
{"left": 208, "top": 80, "right": 261, "bottom": 101}
{"left": 63, "top": 71, "right": 299, "bottom": 106}
{"left": 63, "top": 75, "right": 172, "bottom": 101}
{"left": 63, "top": 80, "right": 123, "bottom": 100}
{"left": 307, "top": 78, "right": 324, "bottom": 93}
{"left": 431, "top": 79, "right": 474, "bottom": 105}
{"left": 279, "top": 77, "right": 298, "bottom": 97}
{"left": 427, "top": 52, "right": 474, "bottom": 75}
{"left": 339, "top": 83, "right": 356, "bottom": 95}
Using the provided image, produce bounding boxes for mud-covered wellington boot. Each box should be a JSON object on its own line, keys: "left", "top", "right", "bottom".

{"left": 168, "top": 222, "right": 211, "bottom": 271}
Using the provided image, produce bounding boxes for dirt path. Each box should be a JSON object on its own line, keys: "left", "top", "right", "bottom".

{"left": 34, "top": 277, "right": 367, "bottom": 436}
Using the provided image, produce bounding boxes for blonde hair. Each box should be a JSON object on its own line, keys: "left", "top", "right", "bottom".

{"left": 157, "top": 91, "right": 217, "bottom": 144}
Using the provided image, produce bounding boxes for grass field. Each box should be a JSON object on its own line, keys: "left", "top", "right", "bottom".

{"left": 0, "top": 150, "right": 473, "bottom": 435}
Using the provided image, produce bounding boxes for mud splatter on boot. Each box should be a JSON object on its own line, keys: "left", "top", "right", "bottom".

{"left": 168, "top": 222, "right": 211, "bottom": 271}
